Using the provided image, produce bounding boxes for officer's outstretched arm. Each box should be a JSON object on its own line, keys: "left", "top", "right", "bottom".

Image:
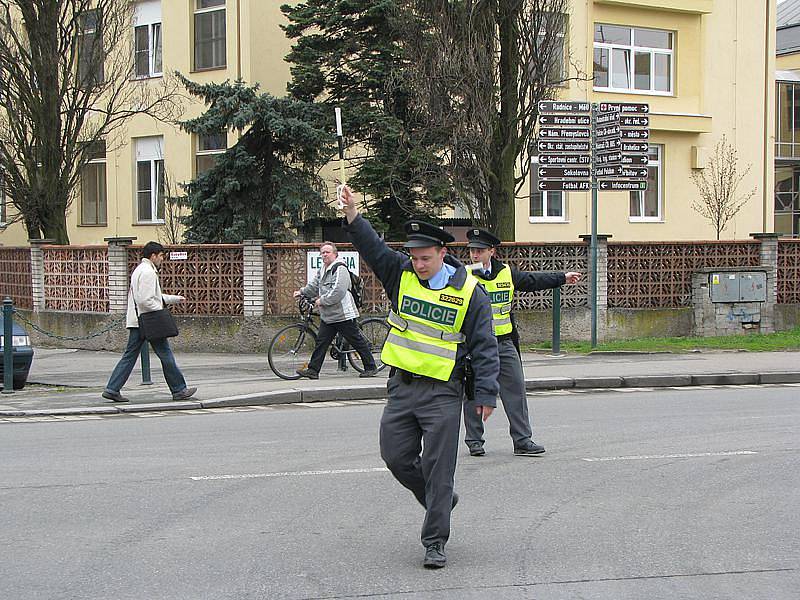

{"left": 512, "top": 268, "right": 566, "bottom": 293}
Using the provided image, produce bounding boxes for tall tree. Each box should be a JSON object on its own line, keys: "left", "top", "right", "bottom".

{"left": 0, "top": 0, "right": 182, "bottom": 243}
{"left": 281, "top": 0, "right": 447, "bottom": 239}
{"left": 402, "top": 0, "right": 576, "bottom": 240}
{"left": 178, "top": 76, "right": 333, "bottom": 243}
{"left": 691, "top": 135, "right": 756, "bottom": 240}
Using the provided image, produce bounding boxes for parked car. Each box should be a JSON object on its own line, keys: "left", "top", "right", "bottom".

{"left": 0, "top": 315, "right": 34, "bottom": 390}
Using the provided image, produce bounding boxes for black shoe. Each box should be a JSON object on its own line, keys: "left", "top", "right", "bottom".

{"left": 102, "top": 390, "right": 129, "bottom": 403}
{"left": 423, "top": 542, "right": 446, "bottom": 569}
{"left": 172, "top": 386, "right": 197, "bottom": 401}
{"left": 452, "top": 493, "right": 459, "bottom": 509}
{"left": 296, "top": 368, "right": 319, "bottom": 380}
{"left": 514, "top": 441, "right": 546, "bottom": 456}
{"left": 468, "top": 443, "right": 485, "bottom": 457}
{"left": 359, "top": 368, "right": 378, "bottom": 378}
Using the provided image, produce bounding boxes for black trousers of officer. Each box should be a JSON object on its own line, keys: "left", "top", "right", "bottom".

{"left": 464, "top": 337, "right": 532, "bottom": 448}
{"left": 380, "top": 370, "right": 463, "bottom": 548}
{"left": 307, "top": 318, "right": 377, "bottom": 373}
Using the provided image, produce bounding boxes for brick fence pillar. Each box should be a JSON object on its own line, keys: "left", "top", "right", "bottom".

{"left": 580, "top": 234, "right": 611, "bottom": 340}
{"left": 243, "top": 239, "right": 266, "bottom": 317}
{"left": 751, "top": 232, "right": 780, "bottom": 333}
{"left": 105, "top": 237, "right": 136, "bottom": 314}
{"left": 28, "top": 239, "right": 53, "bottom": 312}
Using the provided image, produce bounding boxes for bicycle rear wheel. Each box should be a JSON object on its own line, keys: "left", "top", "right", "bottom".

{"left": 268, "top": 324, "right": 317, "bottom": 380}
{"left": 348, "top": 317, "right": 390, "bottom": 374}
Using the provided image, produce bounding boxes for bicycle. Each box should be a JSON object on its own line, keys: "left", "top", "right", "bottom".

{"left": 267, "top": 296, "right": 390, "bottom": 380}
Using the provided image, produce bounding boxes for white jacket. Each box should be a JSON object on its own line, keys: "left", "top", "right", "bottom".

{"left": 125, "top": 258, "right": 182, "bottom": 328}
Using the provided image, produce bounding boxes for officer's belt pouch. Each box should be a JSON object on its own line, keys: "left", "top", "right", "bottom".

{"left": 499, "top": 303, "right": 512, "bottom": 315}
{"left": 387, "top": 311, "right": 408, "bottom": 332}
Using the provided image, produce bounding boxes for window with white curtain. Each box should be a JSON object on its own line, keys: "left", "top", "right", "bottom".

{"left": 594, "top": 24, "right": 673, "bottom": 95}
{"left": 134, "top": 1, "right": 162, "bottom": 78}
{"left": 135, "top": 136, "right": 165, "bottom": 223}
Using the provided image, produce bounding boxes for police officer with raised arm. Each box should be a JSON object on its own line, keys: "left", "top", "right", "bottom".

{"left": 464, "top": 228, "right": 581, "bottom": 457}
{"left": 339, "top": 186, "right": 499, "bottom": 570}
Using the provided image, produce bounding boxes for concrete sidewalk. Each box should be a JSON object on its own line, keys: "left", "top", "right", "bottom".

{"left": 1, "top": 347, "right": 799, "bottom": 416}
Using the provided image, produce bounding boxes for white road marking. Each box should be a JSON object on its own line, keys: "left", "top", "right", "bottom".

{"left": 582, "top": 450, "right": 758, "bottom": 462}
{"left": 190, "top": 467, "right": 389, "bottom": 481}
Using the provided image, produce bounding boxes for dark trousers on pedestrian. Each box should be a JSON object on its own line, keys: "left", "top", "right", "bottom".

{"left": 464, "top": 337, "right": 532, "bottom": 448}
{"left": 307, "top": 318, "right": 377, "bottom": 373}
{"left": 380, "top": 372, "right": 463, "bottom": 548}
{"left": 105, "top": 328, "right": 188, "bottom": 395}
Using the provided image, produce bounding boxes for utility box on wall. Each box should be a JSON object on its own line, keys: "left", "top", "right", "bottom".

{"left": 709, "top": 272, "right": 767, "bottom": 303}
{"left": 693, "top": 267, "right": 774, "bottom": 337}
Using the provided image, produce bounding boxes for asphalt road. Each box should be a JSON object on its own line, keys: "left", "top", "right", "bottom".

{"left": 1, "top": 387, "right": 798, "bottom": 599}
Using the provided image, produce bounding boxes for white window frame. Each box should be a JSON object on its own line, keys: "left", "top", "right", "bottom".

{"left": 134, "top": 1, "right": 162, "bottom": 78}
{"left": 80, "top": 142, "right": 108, "bottom": 226}
{"left": 593, "top": 24, "right": 673, "bottom": 96}
{"left": 135, "top": 136, "right": 165, "bottom": 224}
{"left": 194, "top": 0, "right": 226, "bottom": 71}
{"left": 195, "top": 132, "right": 227, "bottom": 175}
{"left": 529, "top": 157, "right": 568, "bottom": 223}
{"left": 629, "top": 144, "right": 663, "bottom": 222}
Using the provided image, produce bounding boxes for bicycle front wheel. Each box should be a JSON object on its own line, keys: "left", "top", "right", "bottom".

{"left": 268, "top": 324, "right": 317, "bottom": 380}
{"left": 348, "top": 317, "right": 390, "bottom": 374}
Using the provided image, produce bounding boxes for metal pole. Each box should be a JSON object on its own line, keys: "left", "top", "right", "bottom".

{"left": 552, "top": 287, "right": 561, "bottom": 355}
{"left": 2, "top": 298, "right": 14, "bottom": 394}
{"left": 590, "top": 104, "right": 599, "bottom": 348}
{"left": 140, "top": 343, "right": 153, "bottom": 385}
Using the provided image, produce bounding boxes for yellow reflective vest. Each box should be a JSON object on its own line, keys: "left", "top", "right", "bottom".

{"left": 473, "top": 266, "right": 514, "bottom": 337}
{"left": 381, "top": 270, "right": 477, "bottom": 381}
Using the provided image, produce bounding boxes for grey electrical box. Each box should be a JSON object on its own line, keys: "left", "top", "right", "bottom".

{"left": 710, "top": 273, "right": 740, "bottom": 302}
{"left": 710, "top": 271, "right": 767, "bottom": 303}
{"left": 739, "top": 272, "right": 767, "bottom": 302}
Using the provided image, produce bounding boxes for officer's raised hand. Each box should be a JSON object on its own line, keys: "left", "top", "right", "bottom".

{"left": 339, "top": 185, "right": 358, "bottom": 223}
{"left": 565, "top": 272, "right": 581, "bottom": 284}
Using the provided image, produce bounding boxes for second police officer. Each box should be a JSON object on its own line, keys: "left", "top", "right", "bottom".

{"left": 463, "top": 228, "right": 581, "bottom": 457}
{"left": 339, "top": 186, "right": 499, "bottom": 570}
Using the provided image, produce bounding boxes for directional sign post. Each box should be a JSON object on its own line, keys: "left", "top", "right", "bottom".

{"left": 599, "top": 180, "right": 647, "bottom": 191}
{"left": 538, "top": 180, "right": 592, "bottom": 192}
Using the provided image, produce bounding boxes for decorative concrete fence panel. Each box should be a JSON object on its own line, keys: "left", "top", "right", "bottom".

{"left": 0, "top": 247, "right": 33, "bottom": 310}
{"left": 43, "top": 246, "right": 109, "bottom": 312}
{"left": 126, "top": 245, "right": 245, "bottom": 316}
{"left": 778, "top": 239, "right": 800, "bottom": 304}
{"left": 607, "top": 241, "right": 762, "bottom": 309}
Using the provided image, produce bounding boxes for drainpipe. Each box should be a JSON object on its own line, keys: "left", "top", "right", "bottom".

{"left": 763, "top": 0, "right": 773, "bottom": 232}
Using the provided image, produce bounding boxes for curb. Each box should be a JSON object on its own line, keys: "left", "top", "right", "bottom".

{"left": 2, "top": 373, "right": 799, "bottom": 417}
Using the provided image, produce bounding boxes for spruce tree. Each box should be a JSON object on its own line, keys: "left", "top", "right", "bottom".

{"left": 178, "top": 76, "right": 332, "bottom": 243}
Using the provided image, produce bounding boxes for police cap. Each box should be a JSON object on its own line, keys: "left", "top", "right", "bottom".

{"left": 403, "top": 220, "right": 455, "bottom": 249}
{"left": 466, "top": 228, "right": 501, "bottom": 249}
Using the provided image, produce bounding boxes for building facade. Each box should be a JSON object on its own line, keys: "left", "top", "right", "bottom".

{"left": 776, "top": 0, "right": 800, "bottom": 236}
{"left": 0, "top": 0, "right": 778, "bottom": 245}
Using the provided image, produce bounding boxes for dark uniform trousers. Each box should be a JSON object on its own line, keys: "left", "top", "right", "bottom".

{"left": 380, "top": 370, "right": 464, "bottom": 548}
{"left": 463, "top": 337, "right": 532, "bottom": 447}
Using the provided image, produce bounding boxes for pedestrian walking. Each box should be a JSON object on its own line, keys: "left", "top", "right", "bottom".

{"left": 102, "top": 241, "right": 196, "bottom": 403}
{"left": 293, "top": 241, "right": 378, "bottom": 379}
{"left": 463, "top": 228, "right": 580, "bottom": 457}
{"left": 339, "top": 186, "right": 499, "bottom": 569}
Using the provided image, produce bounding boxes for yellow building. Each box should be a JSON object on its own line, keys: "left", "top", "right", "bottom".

{"left": 519, "top": 0, "right": 777, "bottom": 242}
{"left": 0, "top": 0, "right": 293, "bottom": 246}
{"left": 0, "top": 0, "right": 778, "bottom": 245}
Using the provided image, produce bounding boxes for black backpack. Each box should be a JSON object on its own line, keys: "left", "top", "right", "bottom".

{"left": 337, "top": 264, "right": 365, "bottom": 308}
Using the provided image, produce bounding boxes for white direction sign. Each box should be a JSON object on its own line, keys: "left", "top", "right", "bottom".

{"left": 539, "top": 154, "right": 592, "bottom": 165}
{"left": 599, "top": 180, "right": 648, "bottom": 191}
{"left": 538, "top": 179, "right": 592, "bottom": 191}
{"left": 539, "top": 114, "right": 591, "bottom": 127}
{"left": 538, "top": 101, "right": 591, "bottom": 113}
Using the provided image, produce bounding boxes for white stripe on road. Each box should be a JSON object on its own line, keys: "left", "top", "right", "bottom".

{"left": 190, "top": 467, "right": 389, "bottom": 481}
{"left": 582, "top": 450, "right": 757, "bottom": 462}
